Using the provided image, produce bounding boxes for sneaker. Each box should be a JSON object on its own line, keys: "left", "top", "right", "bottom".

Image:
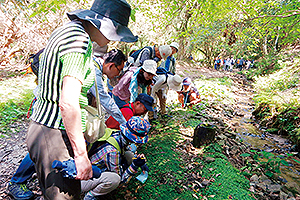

{"left": 7, "top": 182, "right": 34, "bottom": 200}
{"left": 84, "top": 191, "right": 97, "bottom": 200}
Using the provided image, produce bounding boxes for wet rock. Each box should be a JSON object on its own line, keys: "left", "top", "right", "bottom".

{"left": 267, "top": 184, "right": 281, "bottom": 193}
{"left": 282, "top": 182, "right": 300, "bottom": 195}
{"left": 250, "top": 174, "right": 259, "bottom": 182}
{"left": 280, "top": 191, "right": 289, "bottom": 200}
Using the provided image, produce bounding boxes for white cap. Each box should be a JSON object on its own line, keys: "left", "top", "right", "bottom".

{"left": 170, "top": 42, "right": 179, "bottom": 51}
{"left": 142, "top": 60, "right": 157, "bottom": 75}
{"left": 158, "top": 45, "right": 172, "bottom": 60}
{"left": 167, "top": 75, "right": 182, "bottom": 91}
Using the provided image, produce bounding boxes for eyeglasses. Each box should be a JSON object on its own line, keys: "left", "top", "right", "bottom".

{"left": 113, "top": 64, "right": 122, "bottom": 75}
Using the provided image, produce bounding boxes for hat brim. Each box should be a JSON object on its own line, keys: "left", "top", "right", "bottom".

{"left": 167, "top": 77, "right": 182, "bottom": 91}
{"left": 120, "top": 124, "right": 149, "bottom": 144}
{"left": 143, "top": 102, "right": 153, "bottom": 112}
{"left": 67, "top": 10, "right": 138, "bottom": 43}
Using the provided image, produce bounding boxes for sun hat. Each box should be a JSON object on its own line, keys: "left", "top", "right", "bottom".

{"left": 183, "top": 77, "right": 192, "bottom": 86}
{"left": 67, "top": 0, "right": 138, "bottom": 43}
{"left": 158, "top": 45, "right": 172, "bottom": 60}
{"left": 141, "top": 60, "right": 157, "bottom": 75}
{"left": 169, "top": 42, "right": 179, "bottom": 51}
{"left": 135, "top": 93, "right": 154, "bottom": 111}
{"left": 120, "top": 116, "right": 151, "bottom": 143}
{"left": 167, "top": 75, "right": 182, "bottom": 91}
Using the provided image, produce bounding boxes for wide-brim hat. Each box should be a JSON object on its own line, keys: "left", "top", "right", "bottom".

{"left": 141, "top": 60, "right": 157, "bottom": 75}
{"left": 158, "top": 45, "right": 172, "bottom": 60}
{"left": 170, "top": 42, "right": 179, "bottom": 51}
{"left": 120, "top": 116, "right": 151, "bottom": 143}
{"left": 167, "top": 75, "right": 182, "bottom": 91}
{"left": 67, "top": 0, "right": 138, "bottom": 43}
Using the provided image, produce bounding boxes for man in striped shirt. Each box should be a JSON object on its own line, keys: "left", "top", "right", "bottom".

{"left": 26, "top": 0, "right": 138, "bottom": 199}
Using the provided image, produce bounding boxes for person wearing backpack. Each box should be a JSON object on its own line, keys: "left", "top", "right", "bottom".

{"left": 81, "top": 116, "right": 150, "bottom": 199}
{"left": 177, "top": 77, "right": 201, "bottom": 108}
{"left": 7, "top": 48, "right": 129, "bottom": 200}
{"left": 25, "top": 0, "right": 137, "bottom": 198}
{"left": 237, "top": 57, "right": 245, "bottom": 71}
{"left": 161, "top": 42, "right": 179, "bottom": 75}
{"left": 148, "top": 73, "right": 182, "bottom": 120}
{"left": 129, "top": 45, "right": 172, "bottom": 67}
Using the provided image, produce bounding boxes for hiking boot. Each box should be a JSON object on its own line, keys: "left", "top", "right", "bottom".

{"left": 7, "top": 182, "right": 34, "bottom": 200}
{"left": 84, "top": 191, "right": 97, "bottom": 200}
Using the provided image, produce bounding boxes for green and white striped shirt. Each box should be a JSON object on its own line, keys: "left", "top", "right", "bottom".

{"left": 31, "top": 21, "right": 94, "bottom": 131}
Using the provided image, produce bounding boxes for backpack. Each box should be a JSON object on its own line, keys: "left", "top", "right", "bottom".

{"left": 130, "top": 46, "right": 154, "bottom": 66}
{"left": 156, "top": 67, "right": 169, "bottom": 84}
{"left": 87, "top": 128, "right": 121, "bottom": 158}
{"left": 156, "top": 67, "right": 168, "bottom": 75}
{"left": 27, "top": 48, "right": 44, "bottom": 76}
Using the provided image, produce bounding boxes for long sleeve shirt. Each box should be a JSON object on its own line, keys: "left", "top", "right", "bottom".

{"left": 89, "top": 58, "right": 126, "bottom": 125}
{"left": 151, "top": 75, "right": 168, "bottom": 101}
{"left": 112, "top": 66, "right": 137, "bottom": 101}
{"left": 89, "top": 131, "right": 138, "bottom": 183}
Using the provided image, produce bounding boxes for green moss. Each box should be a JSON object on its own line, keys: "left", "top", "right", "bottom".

{"left": 0, "top": 89, "right": 33, "bottom": 135}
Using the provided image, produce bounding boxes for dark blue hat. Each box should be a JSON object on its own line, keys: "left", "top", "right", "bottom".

{"left": 67, "top": 0, "right": 138, "bottom": 43}
{"left": 135, "top": 93, "right": 154, "bottom": 112}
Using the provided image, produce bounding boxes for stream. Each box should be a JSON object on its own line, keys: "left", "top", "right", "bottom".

{"left": 232, "top": 92, "right": 300, "bottom": 187}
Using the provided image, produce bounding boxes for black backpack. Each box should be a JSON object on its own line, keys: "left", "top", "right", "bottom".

{"left": 27, "top": 48, "right": 44, "bottom": 76}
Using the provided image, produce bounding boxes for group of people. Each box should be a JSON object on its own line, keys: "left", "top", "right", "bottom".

{"left": 6, "top": 0, "right": 201, "bottom": 200}
{"left": 214, "top": 56, "right": 254, "bottom": 71}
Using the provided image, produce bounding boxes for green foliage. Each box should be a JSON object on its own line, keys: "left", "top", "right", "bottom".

{"left": 0, "top": 90, "right": 34, "bottom": 135}
{"left": 29, "top": 0, "right": 88, "bottom": 18}
{"left": 242, "top": 54, "right": 282, "bottom": 80}
{"left": 201, "top": 144, "right": 254, "bottom": 199}
{"left": 252, "top": 58, "right": 300, "bottom": 144}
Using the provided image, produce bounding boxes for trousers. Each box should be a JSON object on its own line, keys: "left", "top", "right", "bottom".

{"left": 26, "top": 121, "right": 81, "bottom": 200}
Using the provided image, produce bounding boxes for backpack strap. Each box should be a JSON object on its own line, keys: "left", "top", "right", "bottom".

{"left": 87, "top": 128, "right": 121, "bottom": 157}
{"left": 106, "top": 137, "right": 121, "bottom": 152}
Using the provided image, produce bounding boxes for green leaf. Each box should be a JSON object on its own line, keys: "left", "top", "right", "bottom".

{"left": 280, "top": 160, "right": 290, "bottom": 166}
{"left": 240, "top": 153, "right": 251, "bottom": 157}
{"left": 292, "top": 159, "right": 300, "bottom": 164}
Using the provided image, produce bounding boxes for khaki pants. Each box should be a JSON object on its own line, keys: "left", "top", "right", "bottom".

{"left": 149, "top": 89, "right": 167, "bottom": 119}
{"left": 26, "top": 121, "right": 81, "bottom": 200}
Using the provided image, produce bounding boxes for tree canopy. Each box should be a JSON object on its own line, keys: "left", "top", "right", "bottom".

{"left": 0, "top": 0, "right": 299, "bottom": 68}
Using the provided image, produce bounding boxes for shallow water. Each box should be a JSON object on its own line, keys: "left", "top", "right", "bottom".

{"left": 233, "top": 103, "right": 300, "bottom": 186}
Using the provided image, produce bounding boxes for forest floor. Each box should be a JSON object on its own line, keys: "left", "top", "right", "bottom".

{"left": 0, "top": 62, "right": 299, "bottom": 200}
